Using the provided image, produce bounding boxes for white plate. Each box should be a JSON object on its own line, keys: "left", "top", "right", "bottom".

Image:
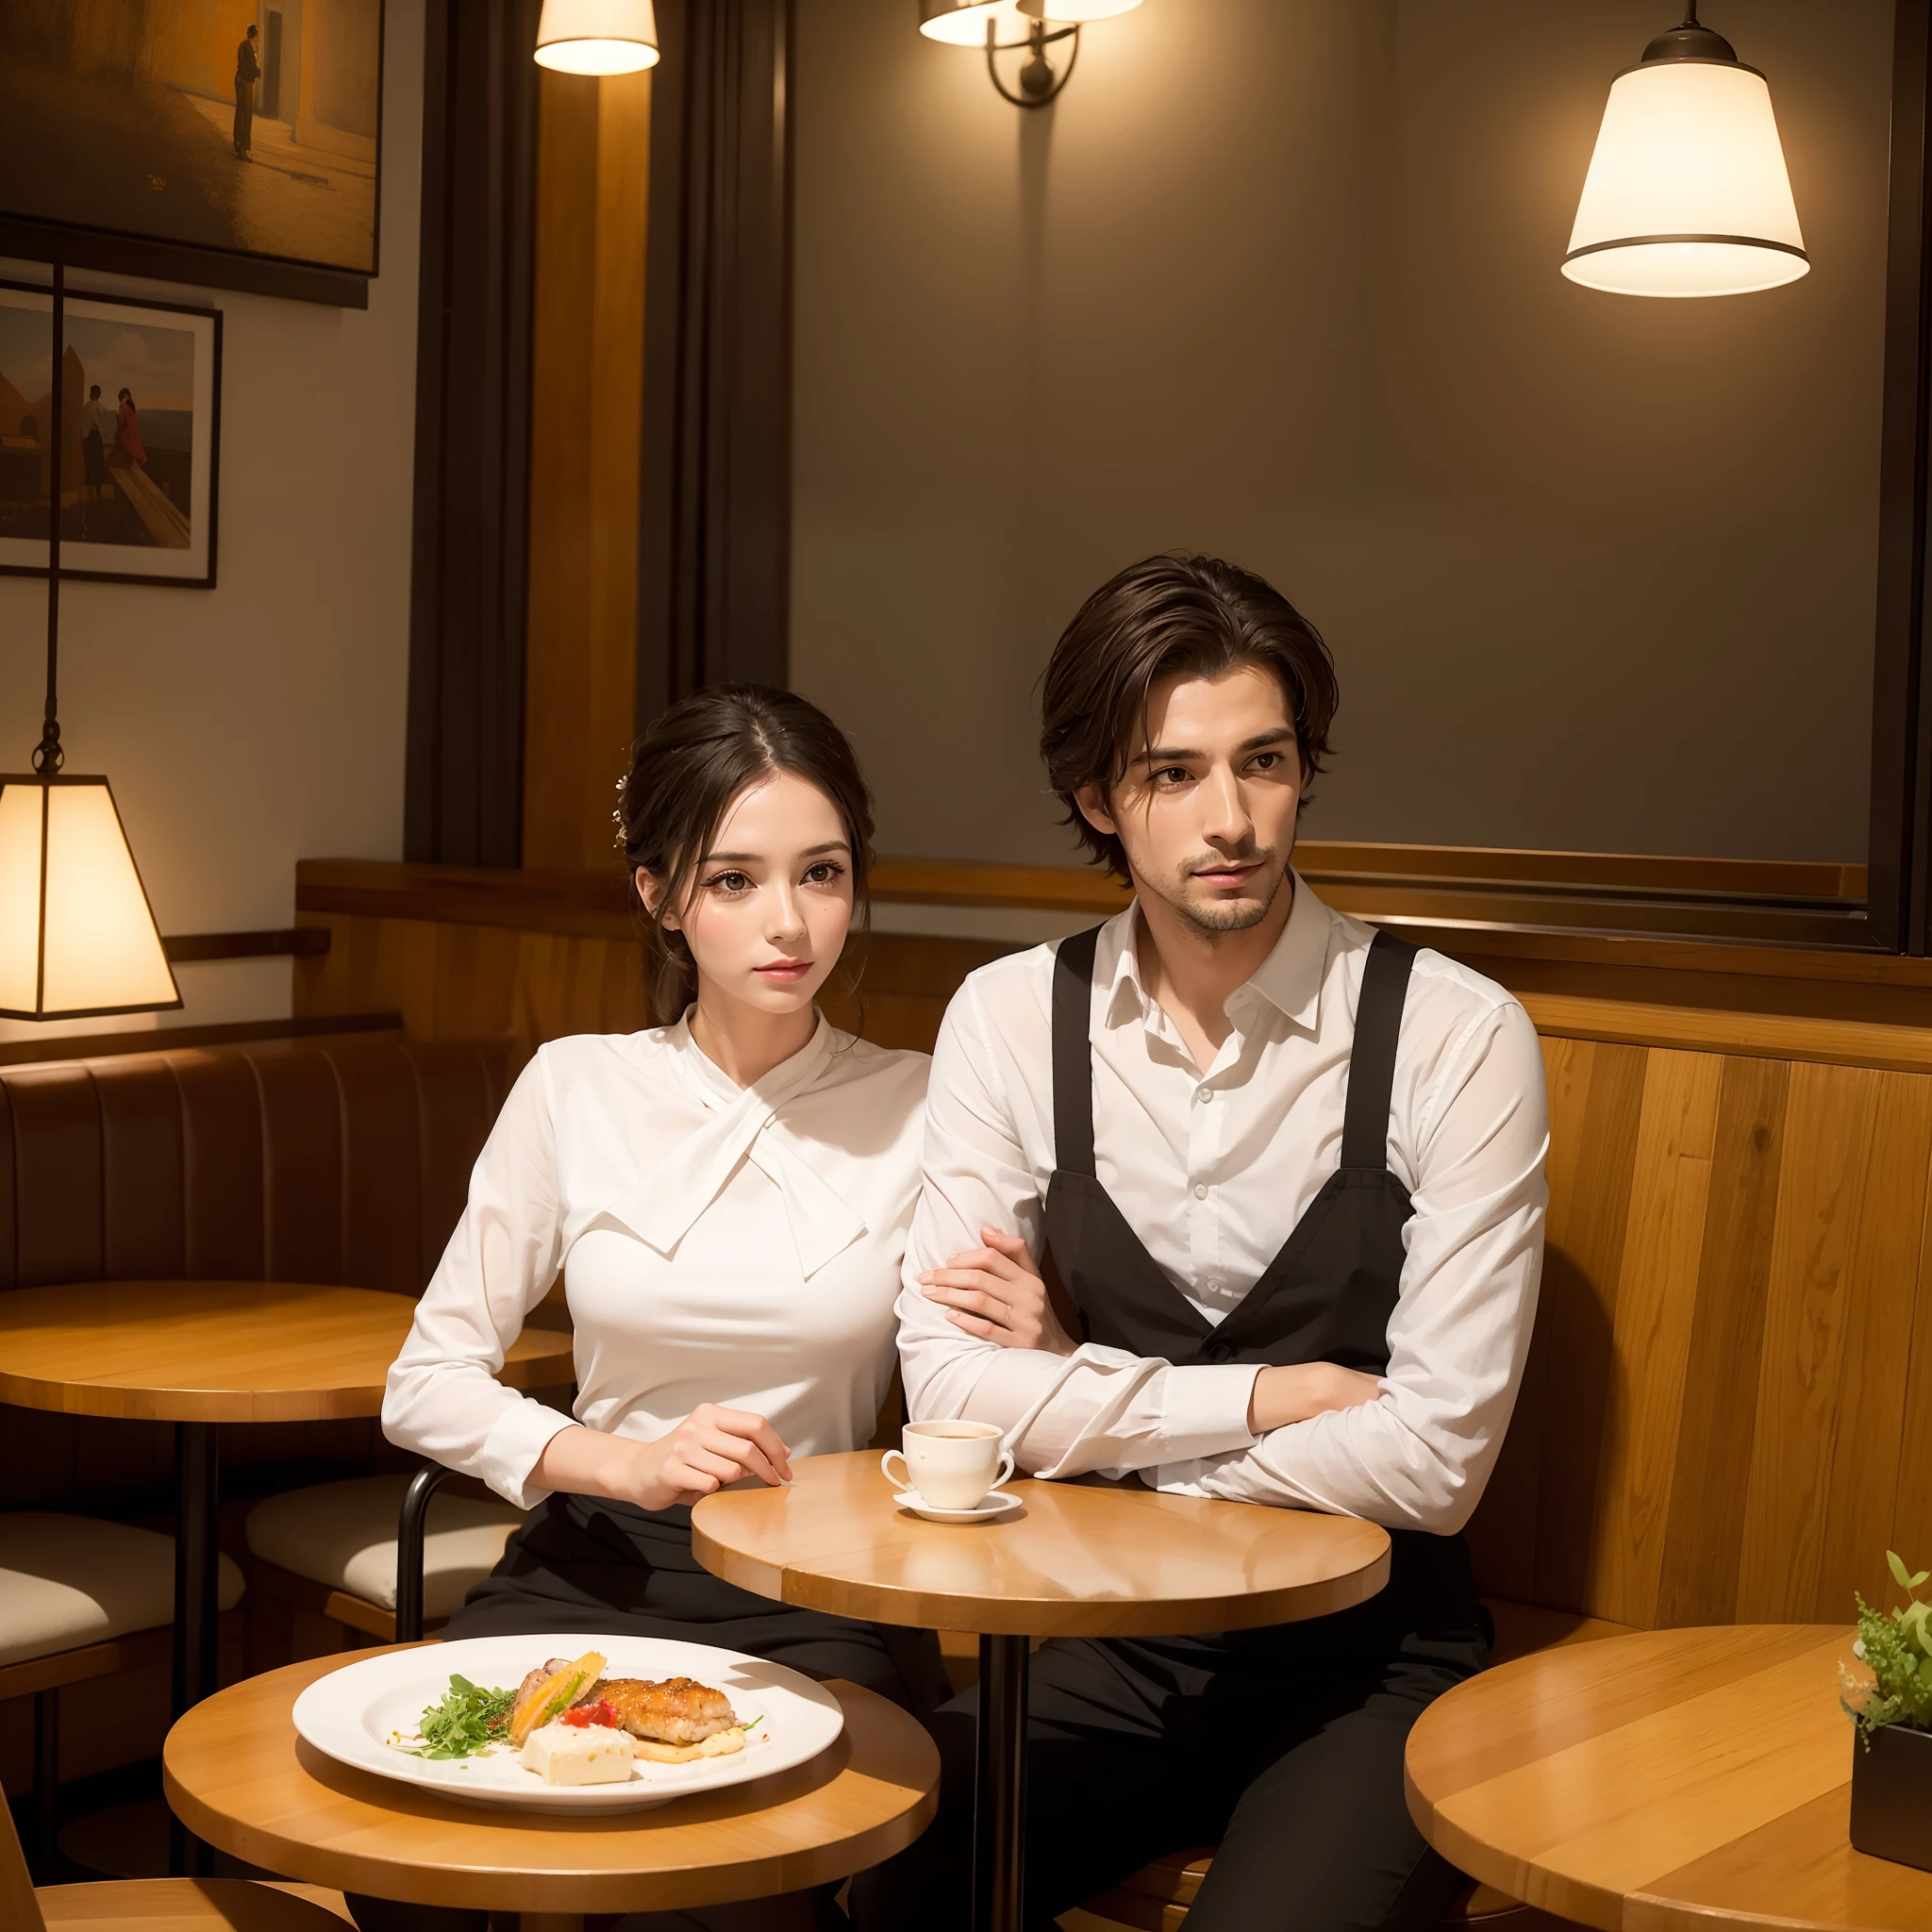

{"left": 892, "top": 1487, "right": 1023, "bottom": 1524}
{"left": 291, "top": 1635, "right": 844, "bottom": 1813}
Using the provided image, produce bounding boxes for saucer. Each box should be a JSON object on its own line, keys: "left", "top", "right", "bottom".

{"left": 892, "top": 1487, "right": 1023, "bottom": 1524}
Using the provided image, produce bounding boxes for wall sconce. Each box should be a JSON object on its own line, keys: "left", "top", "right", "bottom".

{"left": 1564, "top": 3, "right": 1807, "bottom": 296}
{"left": 919, "top": 0, "right": 1141, "bottom": 109}
{"left": 535, "top": 0, "right": 659, "bottom": 75}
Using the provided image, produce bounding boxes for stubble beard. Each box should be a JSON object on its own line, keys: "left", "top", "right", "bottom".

{"left": 1144, "top": 849, "right": 1291, "bottom": 938}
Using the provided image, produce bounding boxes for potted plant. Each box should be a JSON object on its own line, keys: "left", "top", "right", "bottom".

{"left": 1841, "top": 1551, "right": 1932, "bottom": 1871}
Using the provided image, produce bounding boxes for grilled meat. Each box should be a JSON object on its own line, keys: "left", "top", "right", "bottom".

{"left": 592, "top": 1674, "right": 739, "bottom": 1744}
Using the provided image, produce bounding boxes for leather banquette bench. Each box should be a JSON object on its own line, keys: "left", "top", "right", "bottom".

{"left": 0, "top": 1032, "right": 546, "bottom": 1799}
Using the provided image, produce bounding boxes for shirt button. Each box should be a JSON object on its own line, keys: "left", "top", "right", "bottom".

{"left": 1204, "top": 1340, "right": 1234, "bottom": 1362}
{"left": 1194, "top": 1184, "right": 1208, "bottom": 1199}
{"left": 1196, "top": 1087, "right": 1214, "bottom": 1104}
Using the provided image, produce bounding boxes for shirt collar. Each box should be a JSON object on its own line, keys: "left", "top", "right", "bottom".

{"left": 599, "top": 1011, "right": 868, "bottom": 1277}
{"left": 1100, "top": 870, "right": 1332, "bottom": 1040}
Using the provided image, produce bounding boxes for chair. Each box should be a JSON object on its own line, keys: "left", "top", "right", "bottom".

{"left": 244, "top": 1473, "right": 525, "bottom": 1652}
{"left": 0, "top": 1517, "right": 244, "bottom": 1870}
{"left": 1, "top": 1767, "right": 347, "bottom": 1932}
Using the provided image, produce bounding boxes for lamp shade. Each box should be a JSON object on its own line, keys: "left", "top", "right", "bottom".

{"left": 535, "top": 0, "right": 659, "bottom": 75}
{"left": 920, "top": 1, "right": 1026, "bottom": 46}
{"left": 1564, "top": 42, "right": 1807, "bottom": 297}
{"left": 0, "top": 775, "right": 180, "bottom": 1020}
{"left": 1018, "top": 0, "right": 1139, "bottom": 18}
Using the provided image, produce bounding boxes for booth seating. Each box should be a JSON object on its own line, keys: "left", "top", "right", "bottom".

{"left": 0, "top": 1517, "right": 245, "bottom": 1865}
{"left": 245, "top": 1474, "right": 525, "bottom": 1646}
{"left": 0, "top": 1035, "right": 523, "bottom": 1787}
{"left": 1085, "top": 1022, "right": 1932, "bottom": 1931}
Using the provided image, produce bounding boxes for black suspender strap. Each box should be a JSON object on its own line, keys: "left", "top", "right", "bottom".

{"left": 1051, "top": 924, "right": 1104, "bottom": 1177}
{"left": 1339, "top": 931, "right": 1417, "bottom": 1173}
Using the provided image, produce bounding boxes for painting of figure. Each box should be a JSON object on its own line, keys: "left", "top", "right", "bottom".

{"left": 0, "top": 283, "right": 222, "bottom": 588}
{"left": 0, "top": 1, "right": 382, "bottom": 278}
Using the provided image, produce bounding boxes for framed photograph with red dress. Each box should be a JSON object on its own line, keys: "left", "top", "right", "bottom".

{"left": 0, "top": 279, "right": 223, "bottom": 588}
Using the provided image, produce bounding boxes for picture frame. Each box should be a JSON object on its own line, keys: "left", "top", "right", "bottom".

{"left": 0, "top": 278, "right": 223, "bottom": 590}
{"left": 0, "top": 2, "right": 384, "bottom": 307}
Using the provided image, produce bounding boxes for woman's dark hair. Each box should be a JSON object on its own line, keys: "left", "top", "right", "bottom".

{"left": 1038, "top": 552, "right": 1339, "bottom": 881}
{"left": 619, "top": 684, "right": 874, "bottom": 1022}
{"left": 118, "top": 389, "right": 133, "bottom": 405}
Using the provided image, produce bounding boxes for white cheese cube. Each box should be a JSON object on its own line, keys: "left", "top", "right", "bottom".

{"left": 518, "top": 1719, "right": 634, "bottom": 1786}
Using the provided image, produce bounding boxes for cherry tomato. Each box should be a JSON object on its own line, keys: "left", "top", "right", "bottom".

{"left": 559, "top": 1699, "right": 620, "bottom": 1729}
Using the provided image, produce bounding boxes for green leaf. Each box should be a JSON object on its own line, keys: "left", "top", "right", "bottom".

{"left": 1890, "top": 1550, "right": 1913, "bottom": 1590}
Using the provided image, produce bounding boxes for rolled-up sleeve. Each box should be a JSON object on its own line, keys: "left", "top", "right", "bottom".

{"left": 1155, "top": 998, "right": 1548, "bottom": 1532}
{"left": 897, "top": 976, "right": 1262, "bottom": 1478}
{"left": 383, "top": 1051, "right": 581, "bottom": 1508}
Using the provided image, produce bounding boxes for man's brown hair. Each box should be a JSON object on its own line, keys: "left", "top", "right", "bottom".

{"left": 1039, "top": 553, "right": 1340, "bottom": 880}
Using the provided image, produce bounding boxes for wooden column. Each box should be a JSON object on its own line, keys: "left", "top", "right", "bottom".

{"left": 522, "top": 68, "right": 652, "bottom": 872}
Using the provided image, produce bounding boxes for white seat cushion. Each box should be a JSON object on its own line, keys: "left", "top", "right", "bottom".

{"left": 246, "top": 1474, "right": 525, "bottom": 1621}
{"left": 0, "top": 1512, "right": 245, "bottom": 1668}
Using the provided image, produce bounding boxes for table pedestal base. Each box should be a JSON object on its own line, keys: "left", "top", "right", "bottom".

{"left": 974, "top": 1634, "right": 1029, "bottom": 1932}
{"left": 168, "top": 1421, "right": 221, "bottom": 1878}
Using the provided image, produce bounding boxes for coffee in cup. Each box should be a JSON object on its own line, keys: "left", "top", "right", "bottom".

{"left": 881, "top": 1420, "right": 1014, "bottom": 1512}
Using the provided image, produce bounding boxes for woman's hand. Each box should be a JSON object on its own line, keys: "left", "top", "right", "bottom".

{"left": 1247, "top": 1362, "right": 1384, "bottom": 1435}
{"left": 534, "top": 1406, "right": 793, "bottom": 1512}
{"left": 921, "top": 1226, "right": 1078, "bottom": 1356}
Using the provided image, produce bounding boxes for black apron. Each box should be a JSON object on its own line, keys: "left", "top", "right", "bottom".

{"left": 1042, "top": 923, "right": 1487, "bottom": 1649}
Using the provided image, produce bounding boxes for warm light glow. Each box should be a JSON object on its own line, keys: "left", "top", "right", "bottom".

{"left": 0, "top": 777, "right": 180, "bottom": 1019}
{"left": 1018, "top": 0, "right": 1138, "bottom": 19}
{"left": 535, "top": 0, "right": 659, "bottom": 74}
{"left": 1564, "top": 59, "right": 1807, "bottom": 297}
{"left": 919, "top": 1, "right": 1030, "bottom": 47}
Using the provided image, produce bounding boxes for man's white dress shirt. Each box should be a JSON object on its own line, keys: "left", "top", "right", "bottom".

{"left": 385, "top": 1015, "right": 929, "bottom": 1509}
{"left": 895, "top": 877, "right": 1548, "bottom": 1534}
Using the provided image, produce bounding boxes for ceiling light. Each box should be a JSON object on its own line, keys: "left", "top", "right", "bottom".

{"left": 535, "top": 0, "right": 659, "bottom": 75}
{"left": 1563, "top": 3, "right": 1807, "bottom": 297}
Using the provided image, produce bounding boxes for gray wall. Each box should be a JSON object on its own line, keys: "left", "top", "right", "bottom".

{"left": 790, "top": 0, "right": 1891, "bottom": 865}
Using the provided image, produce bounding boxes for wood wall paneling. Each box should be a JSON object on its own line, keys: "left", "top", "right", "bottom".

{"left": 523, "top": 68, "right": 651, "bottom": 871}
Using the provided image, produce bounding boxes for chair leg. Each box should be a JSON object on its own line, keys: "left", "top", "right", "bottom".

{"left": 33, "top": 1685, "right": 58, "bottom": 1874}
{"left": 395, "top": 1462, "right": 452, "bottom": 1644}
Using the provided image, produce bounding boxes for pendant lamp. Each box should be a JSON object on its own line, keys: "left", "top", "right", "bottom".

{"left": 1017, "top": 0, "right": 1140, "bottom": 18}
{"left": 535, "top": 0, "right": 659, "bottom": 75}
{"left": 0, "top": 266, "right": 180, "bottom": 1022}
{"left": 1563, "top": 3, "right": 1807, "bottom": 298}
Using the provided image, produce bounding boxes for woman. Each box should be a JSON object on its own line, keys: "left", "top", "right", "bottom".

{"left": 108, "top": 387, "right": 145, "bottom": 469}
{"left": 372, "top": 687, "right": 941, "bottom": 1932}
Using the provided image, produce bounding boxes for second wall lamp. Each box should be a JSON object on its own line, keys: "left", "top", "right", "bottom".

{"left": 920, "top": 0, "right": 1142, "bottom": 108}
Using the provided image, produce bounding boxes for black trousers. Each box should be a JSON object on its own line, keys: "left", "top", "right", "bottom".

{"left": 848, "top": 1590, "right": 1487, "bottom": 1932}
{"left": 346, "top": 1492, "right": 948, "bottom": 1932}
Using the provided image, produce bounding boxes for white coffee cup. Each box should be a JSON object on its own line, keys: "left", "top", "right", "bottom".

{"left": 881, "top": 1420, "right": 1014, "bottom": 1512}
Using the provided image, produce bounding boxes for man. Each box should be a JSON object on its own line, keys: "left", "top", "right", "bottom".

{"left": 78, "top": 384, "right": 108, "bottom": 506}
{"left": 235, "top": 25, "right": 261, "bottom": 159}
{"left": 851, "top": 554, "right": 1547, "bottom": 1931}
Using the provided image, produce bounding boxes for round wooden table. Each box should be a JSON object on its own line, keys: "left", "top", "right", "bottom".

{"left": 0, "top": 1279, "right": 574, "bottom": 1873}
{"left": 692, "top": 1448, "right": 1391, "bottom": 1932}
{"left": 162, "top": 1648, "right": 941, "bottom": 1930}
{"left": 1404, "top": 1624, "right": 1932, "bottom": 1932}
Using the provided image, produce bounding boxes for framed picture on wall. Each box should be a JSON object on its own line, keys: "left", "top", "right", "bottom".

{"left": 0, "top": 1, "right": 383, "bottom": 291}
{"left": 0, "top": 280, "right": 223, "bottom": 589}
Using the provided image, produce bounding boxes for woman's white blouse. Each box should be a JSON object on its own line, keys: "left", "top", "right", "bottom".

{"left": 383, "top": 1015, "right": 931, "bottom": 1509}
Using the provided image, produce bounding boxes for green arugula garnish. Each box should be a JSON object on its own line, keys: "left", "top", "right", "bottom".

{"left": 410, "top": 1674, "right": 516, "bottom": 1759}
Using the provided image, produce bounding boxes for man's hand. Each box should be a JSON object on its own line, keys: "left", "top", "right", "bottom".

{"left": 1247, "top": 1361, "right": 1383, "bottom": 1434}
{"left": 921, "top": 1226, "right": 1078, "bottom": 1356}
{"left": 534, "top": 1406, "right": 793, "bottom": 1512}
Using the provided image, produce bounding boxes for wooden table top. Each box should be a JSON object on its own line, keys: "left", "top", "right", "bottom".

{"left": 0, "top": 1279, "right": 575, "bottom": 1423}
{"left": 162, "top": 1648, "right": 941, "bottom": 1914}
{"left": 691, "top": 1449, "right": 1391, "bottom": 1637}
{"left": 1405, "top": 1624, "right": 1932, "bottom": 1932}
